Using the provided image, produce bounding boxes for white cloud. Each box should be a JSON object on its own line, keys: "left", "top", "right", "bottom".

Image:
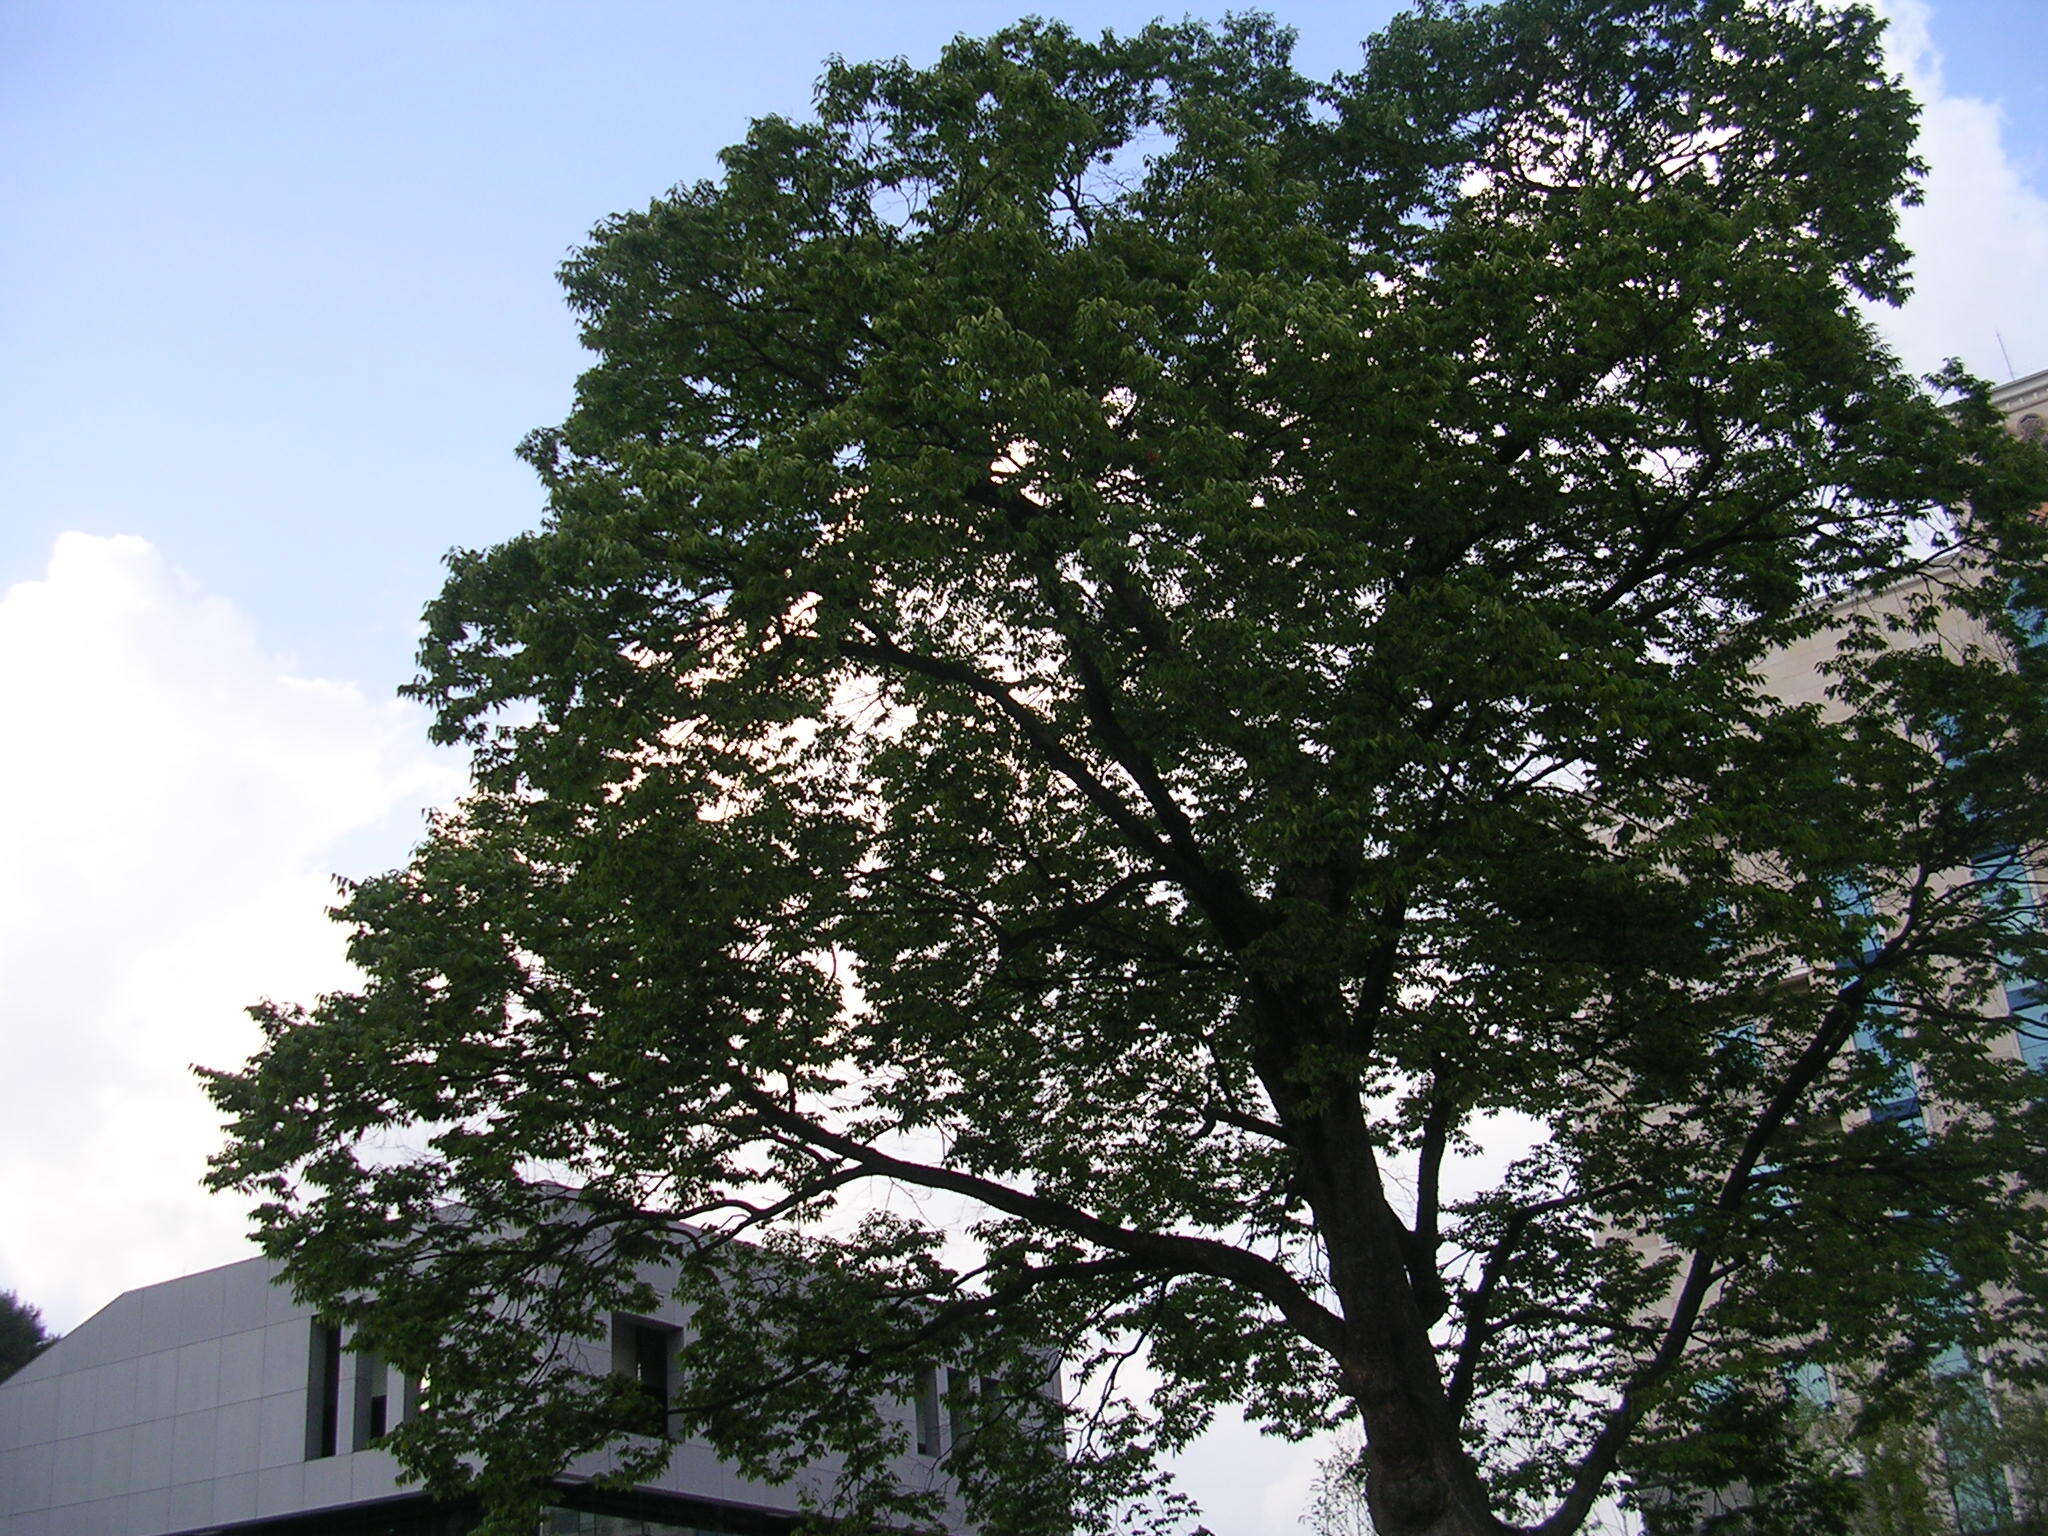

{"left": 1868, "top": 0, "right": 2048, "bottom": 381}
{"left": 1168, "top": 1406, "right": 1329, "bottom": 1534}
{"left": 0, "top": 534, "right": 460, "bottom": 1329}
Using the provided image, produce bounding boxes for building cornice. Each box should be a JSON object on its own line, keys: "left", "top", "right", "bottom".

{"left": 1992, "top": 365, "right": 2048, "bottom": 421}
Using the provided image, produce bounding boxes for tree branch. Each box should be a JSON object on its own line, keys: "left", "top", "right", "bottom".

{"left": 729, "top": 1083, "right": 1352, "bottom": 1359}
{"left": 1533, "top": 869, "right": 1940, "bottom": 1535}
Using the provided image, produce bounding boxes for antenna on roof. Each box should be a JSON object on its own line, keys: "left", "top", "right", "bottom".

{"left": 1996, "top": 330, "right": 2017, "bottom": 381}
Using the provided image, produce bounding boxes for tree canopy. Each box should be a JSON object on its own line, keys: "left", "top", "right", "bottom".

{"left": 204, "top": 2, "right": 2048, "bottom": 1533}
{"left": 0, "top": 1291, "right": 57, "bottom": 1384}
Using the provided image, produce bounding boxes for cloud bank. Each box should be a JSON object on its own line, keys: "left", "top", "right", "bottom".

{"left": 0, "top": 534, "right": 459, "bottom": 1328}
{"left": 1872, "top": 0, "right": 2048, "bottom": 381}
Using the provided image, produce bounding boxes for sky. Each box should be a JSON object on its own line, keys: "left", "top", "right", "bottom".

{"left": 1, "top": 1, "right": 2045, "bottom": 1528}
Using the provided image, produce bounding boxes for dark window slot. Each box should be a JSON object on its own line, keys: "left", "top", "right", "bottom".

{"left": 306, "top": 1320, "right": 342, "bottom": 1460}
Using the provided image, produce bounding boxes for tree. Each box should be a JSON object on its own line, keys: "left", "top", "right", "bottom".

{"left": 0, "top": 1291, "right": 58, "bottom": 1383}
{"left": 1982, "top": 1388, "right": 2048, "bottom": 1527}
{"left": 1305, "top": 1425, "right": 1378, "bottom": 1536}
{"left": 1796, "top": 1372, "right": 2017, "bottom": 1536}
{"left": 203, "top": 3, "right": 2048, "bottom": 1533}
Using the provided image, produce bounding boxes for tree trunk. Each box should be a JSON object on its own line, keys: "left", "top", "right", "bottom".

{"left": 1256, "top": 1047, "right": 1510, "bottom": 1536}
{"left": 1335, "top": 1223, "right": 1512, "bottom": 1536}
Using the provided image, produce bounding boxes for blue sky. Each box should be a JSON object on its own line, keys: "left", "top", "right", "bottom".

{"left": 3, "top": 2, "right": 2046, "bottom": 1527}
{"left": 4, "top": 0, "right": 2044, "bottom": 691}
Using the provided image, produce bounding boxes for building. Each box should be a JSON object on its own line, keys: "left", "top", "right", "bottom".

{"left": 1638, "top": 364, "right": 2048, "bottom": 1532}
{"left": 0, "top": 1251, "right": 982, "bottom": 1536}
{"left": 1755, "top": 361, "right": 2048, "bottom": 1076}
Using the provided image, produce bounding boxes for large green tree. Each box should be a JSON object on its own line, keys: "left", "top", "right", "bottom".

{"left": 205, "top": 2, "right": 2048, "bottom": 1533}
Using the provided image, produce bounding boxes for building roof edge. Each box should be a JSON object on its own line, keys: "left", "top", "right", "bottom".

{"left": 1991, "top": 364, "right": 2048, "bottom": 417}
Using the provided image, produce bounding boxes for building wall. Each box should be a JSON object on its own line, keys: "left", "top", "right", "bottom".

{"left": 1750, "top": 364, "right": 2048, "bottom": 1083}
{"left": 0, "top": 1255, "right": 968, "bottom": 1536}
{"left": 1641, "top": 367, "right": 2048, "bottom": 1529}
{"left": 0, "top": 1256, "right": 386, "bottom": 1536}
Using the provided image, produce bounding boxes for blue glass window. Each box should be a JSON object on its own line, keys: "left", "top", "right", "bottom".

{"left": 2008, "top": 576, "right": 2047, "bottom": 654}
{"left": 1972, "top": 846, "right": 2048, "bottom": 1071}
{"left": 1787, "top": 1359, "right": 1833, "bottom": 1409}
{"left": 1833, "top": 878, "right": 1924, "bottom": 1130}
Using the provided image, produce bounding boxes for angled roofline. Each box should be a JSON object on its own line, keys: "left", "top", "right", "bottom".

{"left": 1991, "top": 364, "right": 2048, "bottom": 418}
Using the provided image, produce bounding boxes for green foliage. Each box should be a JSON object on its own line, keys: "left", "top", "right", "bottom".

{"left": 1846, "top": 1421, "right": 1951, "bottom": 1536}
{"left": 0, "top": 1290, "right": 58, "bottom": 1383}
{"left": 1633, "top": 1386, "right": 1858, "bottom": 1536}
{"left": 1801, "top": 1374, "right": 2013, "bottom": 1536}
{"left": 1984, "top": 1389, "right": 2048, "bottom": 1526}
{"left": 203, "top": 2, "right": 2048, "bottom": 1533}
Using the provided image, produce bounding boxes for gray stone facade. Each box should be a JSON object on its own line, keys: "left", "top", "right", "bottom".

{"left": 0, "top": 1254, "right": 964, "bottom": 1536}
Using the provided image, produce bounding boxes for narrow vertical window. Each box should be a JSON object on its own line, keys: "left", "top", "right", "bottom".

{"left": 401, "top": 1368, "right": 426, "bottom": 1425}
{"left": 1975, "top": 846, "right": 2048, "bottom": 1070}
{"left": 611, "top": 1316, "right": 677, "bottom": 1438}
{"left": 633, "top": 1323, "right": 669, "bottom": 1434}
{"left": 352, "top": 1349, "right": 390, "bottom": 1449}
{"left": 913, "top": 1365, "right": 942, "bottom": 1456}
{"left": 305, "top": 1320, "right": 341, "bottom": 1460}
{"left": 945, "top": 1368, "right": 976, "bottom": 1452}
{"left": 1834, "top": 878, "right": 1924, "bottom": 1131}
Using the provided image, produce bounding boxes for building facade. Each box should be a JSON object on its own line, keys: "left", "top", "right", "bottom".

{"left": 0, "top": 1253, "right": 977, "bottom": 1536}
{"left": 1651, "top": 364, "right": 2048, "bottom": 1532}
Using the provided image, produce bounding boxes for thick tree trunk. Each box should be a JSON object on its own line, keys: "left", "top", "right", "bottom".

{"left": 1352, "top": 1392, "right": 1510, "bottom": 1536}
{"left": 1250, "top": 974, "right": 1510, "bottom": 1536}
{"left": 1330, "top": 1204, "right": 1511, "bottom": 1536}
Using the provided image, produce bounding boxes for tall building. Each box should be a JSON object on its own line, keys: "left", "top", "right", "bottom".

{"left": 1755, "top": 361, "right": 2048, "bottom": 1074}
{"left": 1644, "top": 364, "right": 2048, "bottom": 1532}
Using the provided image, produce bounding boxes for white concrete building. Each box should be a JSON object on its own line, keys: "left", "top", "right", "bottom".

{"left": 0, "top": 1253, "right": 973, "bottom": 1536}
